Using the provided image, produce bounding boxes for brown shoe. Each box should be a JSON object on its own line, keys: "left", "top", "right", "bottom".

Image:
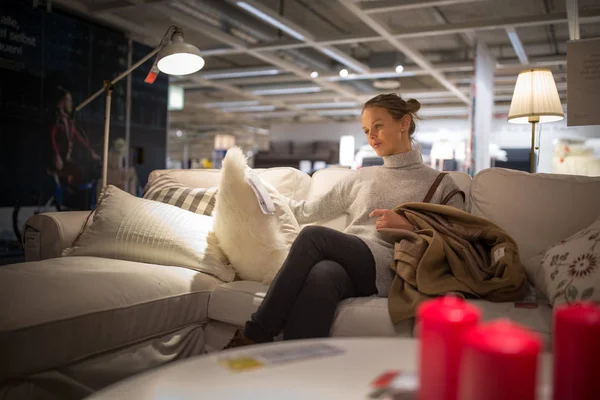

{"left": 223, "top": 329, "right": 256, "bottom": 350}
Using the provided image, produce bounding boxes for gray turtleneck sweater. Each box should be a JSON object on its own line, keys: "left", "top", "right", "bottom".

{"left": 288, "top": 149, "right": 465, "bottom": 296}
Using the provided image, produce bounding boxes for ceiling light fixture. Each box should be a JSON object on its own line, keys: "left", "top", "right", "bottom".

{"left": 221, "top": 105, "right": 277, "bottom": 113}
{"left": 339, "top": 68, "right": 349, "bottom": 78}
{"left": 320, "top": 48, "right": 367, "bottom": 73}
{"left": 296, "top": 101, "right": 358, "bottom": 109}
{"left": 310, "top": 71, "right": 319, "bottom": 79}
{"left": 203, "top": 101, "right": 260, "bottom": 108}
{"left": 236, "top": 1, "right": 305, "bottom": 41}
{"left": 202, "top": 68, "right": 280, "bottom": 80}
{"left": 252, "top": 86, "right": 321, "bottom": 95}
{"left": 395, "top": 65, "right": 404, "bottom": 73}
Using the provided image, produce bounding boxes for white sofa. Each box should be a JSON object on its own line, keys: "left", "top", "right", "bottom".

{"left": 2, "top": 166, "right": 599, "bottom": 399}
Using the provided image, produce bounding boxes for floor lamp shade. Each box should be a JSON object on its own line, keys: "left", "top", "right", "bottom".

{"left": 507, "top": 68, "right": 563, "bottom": 173}
{"left": 157, "top": 32, "right": 205, "bottom": 76}
{"left": 507, "top": 68, "right": 564, "bottom": 124}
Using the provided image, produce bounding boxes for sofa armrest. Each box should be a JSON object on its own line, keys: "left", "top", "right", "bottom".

{"left": 23, "top": 211, "right": 91, "bottom": 261}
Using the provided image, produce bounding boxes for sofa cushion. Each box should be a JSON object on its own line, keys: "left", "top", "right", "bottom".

{"left": 142, "top": 174, "right": 218, "bottom": 216}
{"left": 208, "top": 281, "right": 268, "bottom": 326}
{"left": 465, "top": 300, "right": 553, "bottom": 348}
{"left": 208, "top": 281, "right": 413, "bottom": 337}
{"left": 0, "top": 256, "right": 220, "bottom": 380}
{"left": 213, "top": 148, "right": 300, "bottom": 284}
{"left": 63, "top": 185, "right": 235, "bottom": 282}
{"left": 470, "top": 168, "right": 600, "bottom": 283}
{"left": 330, "top": 297, "right": 413, "bottom": 337}
{"left": 147, "top": 167, "right": 312, "bottom": 201}
{"left": 538, "top": 217, "right": 600, "bottom": 307}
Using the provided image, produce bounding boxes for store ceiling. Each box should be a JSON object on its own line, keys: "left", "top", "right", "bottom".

{"left": 55, "top": 0, "right": 600, "bottom": 137}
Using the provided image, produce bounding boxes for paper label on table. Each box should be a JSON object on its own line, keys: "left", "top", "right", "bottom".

{"left": 368, "top": 370, "right": 418, "bottom": 399}
{"left": 219, "top": 343, "right": 344, "bottom": 372}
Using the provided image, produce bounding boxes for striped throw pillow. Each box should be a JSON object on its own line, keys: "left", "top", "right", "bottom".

{"left": 143, "top": 175, "right": 218, "bottom": 216}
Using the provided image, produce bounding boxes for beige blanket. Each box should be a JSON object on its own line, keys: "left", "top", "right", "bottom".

{"left": 383, "top": 202, "right": 528, "bottom": 324}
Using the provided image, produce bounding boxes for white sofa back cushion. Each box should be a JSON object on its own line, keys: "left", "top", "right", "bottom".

{"left": 63, "top": 185, "right": 236, "bottom": 282}
{"left": 148, "top": 167, "right": 312, "bottom": 201}
{"left": 470, "top": 168, "right": 600, "bottom": 270}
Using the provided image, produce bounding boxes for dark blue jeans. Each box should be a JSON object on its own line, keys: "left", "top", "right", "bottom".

{"left": 243, "top": 225, "right": 377, "bottom": 342}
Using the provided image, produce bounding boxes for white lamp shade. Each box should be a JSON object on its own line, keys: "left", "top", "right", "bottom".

{"left": 507, "top": 68, "right": 564, "bottom": 124}
{"left": 158, "top": 33, "right": 205, "bottom": 76}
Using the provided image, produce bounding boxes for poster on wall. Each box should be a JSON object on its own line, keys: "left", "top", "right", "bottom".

{"left": 567, "top": 37, "right": 600, "bottom": 127}
{"left": 0, "top": 0, "right": 167, "bottom": 213}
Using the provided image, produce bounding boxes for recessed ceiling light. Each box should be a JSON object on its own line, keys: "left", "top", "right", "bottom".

{"left": 339, "top": 68, "right": 349, "bottom": 78}
{"left": 176, "top": 130, "right": 183, "bottom": 137}
{"left": 395, "top": 65, "right": 404, "bottom": 73}
{"left": 310, "top": 71, "right": 319, "bottom": 79}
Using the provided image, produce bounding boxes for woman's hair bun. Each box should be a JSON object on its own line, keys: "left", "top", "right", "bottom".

{"left": 406, "top": 98, "right": 421, "bottom": 113}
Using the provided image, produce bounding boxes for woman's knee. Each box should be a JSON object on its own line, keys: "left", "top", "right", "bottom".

{"left": 297, "top": 225, "right": 330, "bottom": 242}
{"left": 304, "top": 260, "right": 353, "bottom": 294}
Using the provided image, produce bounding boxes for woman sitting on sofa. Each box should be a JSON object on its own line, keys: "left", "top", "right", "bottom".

{"left": 226, "top": 93, "right": 465, "bottom": 348}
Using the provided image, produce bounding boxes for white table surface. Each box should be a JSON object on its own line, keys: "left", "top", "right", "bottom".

{"left": 87, "top": 337, "right": 553, "bottom": 400}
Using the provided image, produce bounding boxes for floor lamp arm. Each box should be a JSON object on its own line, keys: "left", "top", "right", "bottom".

{"left": 73, "top": 45, "right": 162, "bottom": 189}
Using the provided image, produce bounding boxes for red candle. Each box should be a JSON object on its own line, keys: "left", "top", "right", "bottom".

{"left": 417, "top": 295, "right": 480, "bottom": 400}
{"left": 459, "top": 320, "right": 542, "bottom": 400}
{"left": 553, "top": 302, "right": 600, "bottom": 400}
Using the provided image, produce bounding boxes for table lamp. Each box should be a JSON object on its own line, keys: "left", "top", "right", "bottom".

{"left": 507, "top": 68, "right": 564, "bottom": 173}
{"left": 75, "top": 26, "right": 204, "bottom": 189}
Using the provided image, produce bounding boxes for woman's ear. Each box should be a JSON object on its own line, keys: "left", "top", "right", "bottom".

{"left": 400, "top": 115, "right": 411, "bottom": 132}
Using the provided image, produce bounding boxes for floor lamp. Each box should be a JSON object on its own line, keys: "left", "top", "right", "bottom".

{"left": 75, "top": 26, "right": 205, "bottom": 189}
{"left": 507, "top": 68, "right": 564, "bottom": 173}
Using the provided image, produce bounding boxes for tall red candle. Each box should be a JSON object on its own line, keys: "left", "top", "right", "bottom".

{"left": 417, "top": 296, "right": 480, "bottom": 400}
{"left": 553, "top": 302, "right": 600, "bottom": 400}
{"left": 459, "top": 320, "right": 542, "bottom": 400}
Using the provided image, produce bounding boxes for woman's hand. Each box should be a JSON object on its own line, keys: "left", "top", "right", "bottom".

{"left": 369, "top": 209, "right": 415, "bottom": 231}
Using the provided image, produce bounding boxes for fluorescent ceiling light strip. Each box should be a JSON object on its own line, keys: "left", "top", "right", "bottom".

{"left": 506, "top": 28, "right": 529, "bottom": 64}
{"left": 237, "top": 2, "right": 305, "bottom": 41}
{"left": 250, "top": 111, "right": 301, "bottom": 118}
{"left": 202, "top": 68, "right": 280, "bottom": 79}
{"left": 296, "top": 102, "right": 359, "bottom": 109}
{"left": 316, "top": 109, "right": 361, "bottom": 116}
{"left": 252, "top": 86, "right": 321, "bottom": 95}
{"left": 319, "top": 48, "right": 366, "bottom": 73}
{"left": 221, "top": 105, "right": 277, "bottom": 112}
{"left": 204, "top": 101, "right": 259, "bottom": 108}
{"left": 328, "top": 71, "right": 416, "bottom": 81}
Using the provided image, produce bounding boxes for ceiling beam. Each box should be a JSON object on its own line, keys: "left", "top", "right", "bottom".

{"left": 197, "top": 9, "right": 600, "bottom": 56}
{"left": 158, "top": 5, "right": 364, "bottom": 102}
{"left": 225, "top": 0, "right": 371, "bottom": 73}
{"left": 505, "top": 27, "right": 529, "bottom": 64}
{"left": 88, "top": 0, "right": 171, "bottom": 13}
{"left": 565, "top": 0, "right": 580, "bottom": 40}
{"left": 177, "top": 55, "right": 566, "bottom": 88}
{"left": 338, "top": 0, "right": 470, "bottom": 105}
{"left": 361, "top": 0, "right": 489, "bottom": 14}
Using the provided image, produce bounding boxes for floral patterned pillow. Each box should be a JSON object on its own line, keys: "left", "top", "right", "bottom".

{"left": 540, "top": 217, "right": 600, "bottom": 307}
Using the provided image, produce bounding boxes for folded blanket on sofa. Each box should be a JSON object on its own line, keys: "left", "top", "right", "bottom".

{"left": 383, "top": 202, "right": 528, "bottom": 324}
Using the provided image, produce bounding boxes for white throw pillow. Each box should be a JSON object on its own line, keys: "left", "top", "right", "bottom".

{"left": 213, "top": 147, "right": 300, "bottom": 284}
{"left": 63, "top": 185, "right": 235, "bottom": 282}
{"left": 537, "top": 217, "right": 600, "bottom": 307}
